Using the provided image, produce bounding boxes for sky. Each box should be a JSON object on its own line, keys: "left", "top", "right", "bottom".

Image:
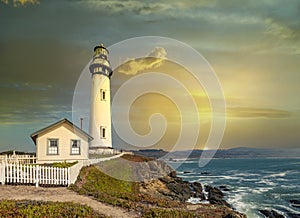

{"left": 0, "top": 0, "right": 299, "bottom": 152}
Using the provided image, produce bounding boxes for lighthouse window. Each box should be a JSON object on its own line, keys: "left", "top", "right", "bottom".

{"left": 70, "top": 139, "right": 80, "bottom": 155}
{"left": 100, "top": 89, "right": 106, "bottom": 101}
{"left": 102, "top": 128, "right": 106, "bottom": 138}
{"left": 47, "top": 139, "right": 58, "bottom": 155}
{"left": 102, "top": 91, "right": 106, "bottom": 100}
{"left": 100, "top": 126, "right": 106, "bottom": 139}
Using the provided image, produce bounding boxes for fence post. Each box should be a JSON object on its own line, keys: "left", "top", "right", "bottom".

{"left": 35, "top": 165, "right": 39, "bottom": 187}
{"left": 0, "top": 160, "right": 4, "bottom": 185}
{"left": 67, "top": 167, "right": 71, "bottom": 186}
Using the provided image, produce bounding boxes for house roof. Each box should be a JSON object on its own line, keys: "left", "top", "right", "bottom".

{"left": 30, "top": 118, "right": 93, "bottom": 145}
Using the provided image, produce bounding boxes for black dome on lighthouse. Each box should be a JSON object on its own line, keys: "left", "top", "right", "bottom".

{"left": 89, "top": 43, "right": 113, "bottom": 78}
{"left": 93, "top": 43, "right": 108, "bottom": 53}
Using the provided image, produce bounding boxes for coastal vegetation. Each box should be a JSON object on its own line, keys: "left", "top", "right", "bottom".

{"left": 0, "top": 200, "right": 106, "bottom": 217}
{"left": 44, "top": 161, "right": 78, "bottom": 168}
{"left": 69, "top": 154, "right": 246, "bottom": 218}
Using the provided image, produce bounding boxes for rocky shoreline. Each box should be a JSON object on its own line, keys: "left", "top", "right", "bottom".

{"left": 158, "top": 171, "right": 232, "bottom": 208}
{"left": 140, "top": 170, "right": 246, "bottom": 217}
{"left": 174, "top": 171, "right": 300, "bottom": 218}
{"left": 70, "top": 154, "right": 247, "bottom": 218}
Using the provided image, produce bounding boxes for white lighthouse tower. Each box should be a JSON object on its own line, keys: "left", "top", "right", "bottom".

{"left": 89, "top": 44, "right": 113, "bottom": 153}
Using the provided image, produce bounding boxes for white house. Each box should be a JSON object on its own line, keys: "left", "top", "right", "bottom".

{"left": 31, "top": 118, "right": 93, "bottom": 164}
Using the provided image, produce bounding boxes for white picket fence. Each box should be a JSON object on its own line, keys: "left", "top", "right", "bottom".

{"left": 0, "top": 152, "right": 126, "bottom": 187}
{"left": 0, "top": 163, "right": 70, "bottom": 187}
{"left": 0, "top": 154, "right": 36, "bottom": 164}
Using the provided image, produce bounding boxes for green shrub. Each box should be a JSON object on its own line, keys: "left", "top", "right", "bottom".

{"left": 50, "top": 161, "right": 78, "bottom": 168}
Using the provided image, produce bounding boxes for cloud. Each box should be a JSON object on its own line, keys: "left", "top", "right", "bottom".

{"left": 117, "top": 47, "right": 167, "bottom": 75}
{"left": 0, "top": 39, "right": 90, "bottom": 125}
{"left": 227, "top": 107, "right": 292, "bottom": 119}
{"left": 0, "top": 82, "right": 72, "bottom": 125}
{"left": 264, "top": 18, "right": 295, "bottom": 40}
{"left": 258, "top": 17, "right": 300, "bottom": 54}
{"left": 1, "top": 0, "right": 39, "bottom": 7}
{"left": 71, "top": 0, "right": 173, "bottom": 16}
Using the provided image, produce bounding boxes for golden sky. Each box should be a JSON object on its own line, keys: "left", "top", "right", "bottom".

{"left": 0, "top": 0, "right": 299, "bottom": 151}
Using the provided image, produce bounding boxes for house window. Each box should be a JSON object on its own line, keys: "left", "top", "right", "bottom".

{"left": 71, "top": 139, "right": 80, "bottom": 155}
{"left": 100, "top": 126, "right": 106, "bottom": 139}
{"left": 100, "top": 89, "right": 106, "bottom": 101}
{"left": 48, "top": 139, "right": 58, "bottom": 155}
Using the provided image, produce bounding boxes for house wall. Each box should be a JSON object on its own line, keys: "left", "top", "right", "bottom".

{"left": 36, "top": 123, "right": 89, "bottom": 163}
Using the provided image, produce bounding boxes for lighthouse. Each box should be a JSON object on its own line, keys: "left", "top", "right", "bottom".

{"left": 89, "top": 44, "right": 113, "bottom": 151}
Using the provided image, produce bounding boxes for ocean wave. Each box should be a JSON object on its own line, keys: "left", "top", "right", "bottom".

{"left": 240, "top": 178, "right": 259, "bottom": 182}
{"left": 264, "top": 170, "right": 299, "bottom": 177}
{"left": 179, "top": 175, "right": 241, "bottom": 180}
{"left": 231, "top": 187, "right": 250, "bottom": 194}
{"left": 276, "top": 178, "right": 288, "bottom": 182}
{"left": 178, "top": 175, "right": 203, "bottom": 179}
{"left": 190, "top": 179, "right": 213, "bottom": 184}
{"left": 211, "top": 175, "right": 240, "bottom": 180}
{"left": 233, "top": 173, "right": 261, "bottom": 177}
{"left": 277, "top": 193, "right": 300, "bottom": 197}
{"left": 276, "top": 204, "right": 300, "bottom": 214}
{"left": 277, "top": 184, "right": 300, "bottom": 190}
{"left": 256, "top": 179, "right": 277, "bottom": 186}
{"left": 268, "top": 172, "right": 287, "bottom": 177}
{"left": 251, "top": 187, "right": 273, "bottom": 194}
{"left": 226, "top": 193, "right": 259, "bottom": 217}
{"left": 186, "top": 197, "right": 210, "bottom": 204}
{"left": 175, "top": 158, "right": 299, "bottom": 218}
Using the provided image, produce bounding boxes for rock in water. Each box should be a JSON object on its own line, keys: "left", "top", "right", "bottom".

{"left": 191, "top": 182, "right": 205, "bottom": 200}
{"left": 258, "top": 209, "right": 285, "bottom": 218}
{"left": 169, "top": 171, "right": 177, "bottom": 178}
{"left": 290, "top": 200, "right": 300, "bottom": 208}
{"left": 204, "top": 185, "right": 232, "bottom": 208}
{"left": 219, "top": 185, "right": 231, "bottom": 191}
{"left": 286, "top": 212, "right": 300, "bottom": 218}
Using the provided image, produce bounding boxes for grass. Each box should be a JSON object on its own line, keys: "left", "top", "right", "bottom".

{"left": 121, "top": 154, "right": 154, "bottom": 162}
{"left": 69, "top": 155, "right": 185, "bottom": 215}
{"left": 69, "top": 165, "right": 139, "bottom": 208}
{"left": 89, "top": 153, "right": 117, "bottom": 159}
{"left": 142, "top": 208, "right": 198, "bottom": 218}
{"left": 42, "top": 161, "right": 78, "bottom": 168}
{"left": 0, "top": 200, "right": 107, "bottom": 218}
{"left": 69, "top": 154, "right": 244, "bottom": 218}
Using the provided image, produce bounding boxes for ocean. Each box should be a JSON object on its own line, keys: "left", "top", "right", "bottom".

{"left": 168, "top": 158, "right": 300, "bottom": 218}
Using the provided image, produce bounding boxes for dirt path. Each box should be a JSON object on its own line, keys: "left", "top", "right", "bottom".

{"left": 0, "top": 185, "right": 137, "bottom": 218}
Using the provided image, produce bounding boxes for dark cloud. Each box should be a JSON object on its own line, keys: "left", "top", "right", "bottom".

{"left": 0, "top": 39, "right": 90, "bottom": 124}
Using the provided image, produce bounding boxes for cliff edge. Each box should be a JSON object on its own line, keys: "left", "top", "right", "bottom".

{"left": 70, "top": 154, "right": 246, "bottom": 218}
